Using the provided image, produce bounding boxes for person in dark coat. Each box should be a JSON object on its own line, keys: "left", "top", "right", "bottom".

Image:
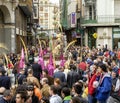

{"left": 32, "top": 57, "right": 42, "bottom": 81}
{"left": 0, "top": 90, "right": 12, "bottom": 103}
{"left": 0, "top": 68, "right": 11, "bottom": 89}
{"left": 67, "top": 65, "right": 80, "bottom": 88}
{"left": 16, "top": 68, "right": 26, "bottom": 85}
{"left": 53, "top": 66, "right": 66, "bottom": 83}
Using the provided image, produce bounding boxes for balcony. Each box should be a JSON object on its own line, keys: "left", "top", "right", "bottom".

{"left": 81, "top": 15, "right": 120, "bottom": 25}
{"left": 19, "top": 0, "right": 32, "bottom": 16}
{"left": 84, "top": 0, "right": 96, "bottom": 6}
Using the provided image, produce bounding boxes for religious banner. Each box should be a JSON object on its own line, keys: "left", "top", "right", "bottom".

{"left": 71, "top": 12, "right": 76, "bottom": 27}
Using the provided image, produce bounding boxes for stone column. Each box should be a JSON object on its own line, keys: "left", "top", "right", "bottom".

{"left": 85, "top": 29, "right": 88, "bottom": 47}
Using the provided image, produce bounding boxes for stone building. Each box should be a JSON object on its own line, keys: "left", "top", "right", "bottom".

{"left": 81, "top": 0, "right": 120, "bottom": 49}
{"left": 0, "top": 0, "right": 33, "bottom": 53}
{"left": 60, "top": 0, "right": 120, "bottom": 50}
{"left": 39, "top": 0, "right": 60, "bottom": 35}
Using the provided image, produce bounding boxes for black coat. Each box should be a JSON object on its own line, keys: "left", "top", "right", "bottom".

{"left": 32, "top": 95, "right": 39, "bottom": 103}
{"left": 0, "top": 75, "right": 11, "bottom": 89}
{"left": 67, "top": 70, "right": 80, "bottom": 88}
{"left": 32, "top": 63, "right": 42, "bottom": 81}
{"left": 16, "top": 73, "right": 26, "bottom": 85}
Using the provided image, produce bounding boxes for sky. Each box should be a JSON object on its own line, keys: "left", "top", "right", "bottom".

{"left": 50, "top": 0, "right": 59, "bottom": 4}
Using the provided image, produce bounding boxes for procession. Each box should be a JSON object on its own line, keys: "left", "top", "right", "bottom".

{"left": 1, "top": 0, "right": 120, "bottom": 103}
{"left": 0, "top": 34, "right": 120, "bottom": 103}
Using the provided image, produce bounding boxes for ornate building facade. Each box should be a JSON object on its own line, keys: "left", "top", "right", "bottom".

{"left": 0, "top": 0, "right": 33, "bottom": 53}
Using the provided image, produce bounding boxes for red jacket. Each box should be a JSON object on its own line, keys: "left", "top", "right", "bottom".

{"left": 88, "top": 73, "right": 97, "bottom": 95}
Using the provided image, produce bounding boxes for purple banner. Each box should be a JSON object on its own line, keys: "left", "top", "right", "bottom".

{"left": 71, "top": 12, "right": 76, "bottom": 24}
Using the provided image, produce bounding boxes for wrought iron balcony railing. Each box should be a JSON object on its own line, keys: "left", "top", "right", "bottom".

{"left": 81, "top": 15, "right": 120, "bottom": 24}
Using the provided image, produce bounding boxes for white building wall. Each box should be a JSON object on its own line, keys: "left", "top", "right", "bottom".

{"left": 39, "top": 0, "right": 59, "bottom": 34}
{"left": 97, "top": 27, "right": 112, "bottom": 50}
{"left": 67, "top": 0, "right": 77, "bottom": 28}
{"left": 97, "top": 0, "right": 114, "bottom": 23}
{"left": 97, "top": 0, "right": 114, "bottom": 16}
{"left": 114, "top": 0, "right": 120, "bottom": 16}
{"left": 68, "top": 0, "right": 77, "bottom": 15}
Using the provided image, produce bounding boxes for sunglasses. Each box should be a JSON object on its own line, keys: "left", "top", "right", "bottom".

{"left": 27, "top": 88, "right": 34, "bottom": 91}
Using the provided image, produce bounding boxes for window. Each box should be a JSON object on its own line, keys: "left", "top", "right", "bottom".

{"left": 40, "top": 7, "right": 43, "bottom": 11}
{"left": 40, "top": 13, "right": 43, "bottom": 17}
{"left": 44, "top": 20, "right": 48, "bottom": 24}
{"left": 44, "top": 7, "right": 48, "bottom": 12}
{"left": 45, "top": 13, "right": 48, "bottom": 17}
{"left": 34, "top": 5, "right": 38, "bottom": 17}
{"left": 45, "top": 23, "right": 48, "bottom": 26}
{"left": 40, "top": 19, "right": 43, "bottom": 23}
{"left": 45, "top": 1, "right": 48, "bottom": 4}
{"left": 44, "top": 25, "right": 48, "bottom": 29}
{"left": 89, "top": 5, "right": 92, "bottom": 20}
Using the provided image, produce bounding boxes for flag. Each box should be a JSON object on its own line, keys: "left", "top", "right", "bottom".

{"left": 60, "top": 54, "right": 66, "bottom": 67}
{"left": 46, "top": 53, "right": 54, "bottom": 76}
{"left": 38, "top": 48, "right": 45, "bottom": 70}
{"left": 49, "top": 53, "right": 53, "bottom": 65}
{"left": 19, "top": 48, "right": 25, "bottom": 69}
{"left": 43, "top": 48, "right": 48, "bottom": 55}
{"left": 71, "top": 12, "right": 76, "bottom": 24}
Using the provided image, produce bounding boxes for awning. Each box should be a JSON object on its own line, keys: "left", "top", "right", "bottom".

{"left": 19, "top": 4, "right": 32, "bottom": 17}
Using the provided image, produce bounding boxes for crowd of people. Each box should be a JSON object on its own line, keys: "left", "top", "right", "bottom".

{"left": 0, "top": 45, "right": 120, "bottom": 103}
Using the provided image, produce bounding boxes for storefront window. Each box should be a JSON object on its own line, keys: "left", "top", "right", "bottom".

{"left": 113, "top": 27, "right": 120, "bottom": 49}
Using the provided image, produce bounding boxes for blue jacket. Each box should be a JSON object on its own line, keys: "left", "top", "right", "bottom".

{"left": 95, "top": 73, "right": 112, "bottom": 101}
{"left": 0, "top": 97, "right": 9, "bottom": 103}
{"left": 54, "top": 71, "right": 66, "bottom": 82}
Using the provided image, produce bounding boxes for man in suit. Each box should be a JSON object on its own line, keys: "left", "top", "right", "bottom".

{"left": 32, "top": 57, "right": 42, "bottom": 81}
{"left": 53, "top": 66, "right": 66, "bottom": 83}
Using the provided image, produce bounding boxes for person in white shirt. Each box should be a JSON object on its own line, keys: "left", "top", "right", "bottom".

{"left": 49, "top": 85, "right": 62, "bottom": 103}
